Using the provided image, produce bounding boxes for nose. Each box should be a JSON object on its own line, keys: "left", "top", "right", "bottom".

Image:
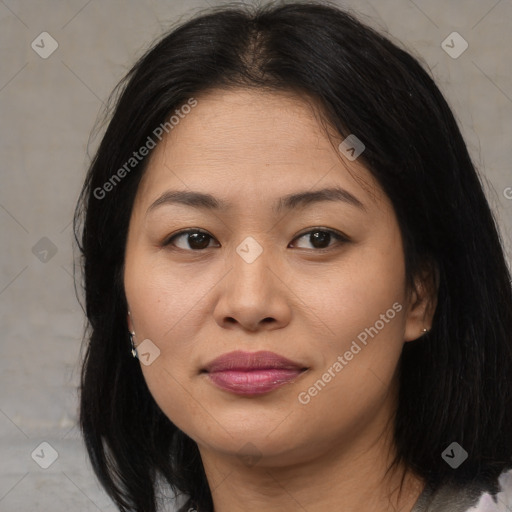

{"left": 213, "top": 243, "right": 292, "bottom": 333}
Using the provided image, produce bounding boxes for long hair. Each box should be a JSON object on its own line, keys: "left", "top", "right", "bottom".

{"left": 74, "top": 2, "right": 512, "bottom": 510}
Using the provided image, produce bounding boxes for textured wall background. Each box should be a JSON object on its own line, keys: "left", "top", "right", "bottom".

{"left": 0, "top": 0, "right": 511, "bottom": 510}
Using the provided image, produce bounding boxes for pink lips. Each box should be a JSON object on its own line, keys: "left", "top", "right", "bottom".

{"left": 202, "top": 350, "right": 307, "bottom": 395}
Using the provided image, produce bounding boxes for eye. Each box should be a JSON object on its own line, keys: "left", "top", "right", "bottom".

{"left": 163, "top": 229, "right": 218, "bottom": 251}
{"left": 162, "top": 227, "right": 349, "bottom": 252}
{"left": 290, "top": 228, "right": 349, "bottom": 251}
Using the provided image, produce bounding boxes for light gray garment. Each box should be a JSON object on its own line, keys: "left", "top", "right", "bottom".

{"left": 176, "top": 477, "right": 502, "bottom": 511}
{"left": 411, "top": 479, "right": 498, "bottom": 512}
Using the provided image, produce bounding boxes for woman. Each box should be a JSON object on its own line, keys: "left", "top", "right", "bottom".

{"left": 74, "top": 1, "right": 512, "bottom": 511}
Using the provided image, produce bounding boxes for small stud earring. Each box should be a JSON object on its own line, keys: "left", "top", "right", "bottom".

{"left": 422, "top": 328, "right": 429, "bottom": 333}
{"left": 129, "top": 331, "right": 138, "bottom": 358}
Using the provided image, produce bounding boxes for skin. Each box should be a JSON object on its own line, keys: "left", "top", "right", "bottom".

{"left": 124, "top": 88, "right": 437, "bottom": 511}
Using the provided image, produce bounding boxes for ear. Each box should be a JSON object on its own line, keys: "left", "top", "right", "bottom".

{"left": 403, "top": 260, "right": 439, "bottom": 342}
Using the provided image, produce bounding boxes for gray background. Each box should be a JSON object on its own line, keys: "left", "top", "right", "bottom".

{"left": 1, "top": 0, "right": 511, "bottom": 510}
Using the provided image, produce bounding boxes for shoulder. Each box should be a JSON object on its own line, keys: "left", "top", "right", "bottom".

{"left": 412, "top": 469, "right": 512, "bottom": 512}
{"left": 466, "top": 469, "right": 512, "bottom": 512}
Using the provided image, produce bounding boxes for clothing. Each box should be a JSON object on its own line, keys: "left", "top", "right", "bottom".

{"left": 175, "top": 468, "right": 512, "bottom": 512}
{"left": 407, "top": 469, "right": 512, "bottom": 512}
{"left": 410, "top": 479, "right": 497, "bottom": 512}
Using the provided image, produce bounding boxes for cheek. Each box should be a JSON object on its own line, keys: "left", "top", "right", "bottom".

{"left": 124, "top": 251, "right": 226, "bottom": 412}
{"left": 125, "top": 252, "right": 214, "bottom": 342}
{"left": 307, "top": 234, "right": 407, "bottom": 349}
{"left": 124, "top": 256, "right": 211, "bottom": 432}
{"left": 295, "top": 230, "right": 407, "bottom": 421}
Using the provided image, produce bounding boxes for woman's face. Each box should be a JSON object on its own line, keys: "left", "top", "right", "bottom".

{"left": 124, "top": 88, "right": 429, "bottom": 467}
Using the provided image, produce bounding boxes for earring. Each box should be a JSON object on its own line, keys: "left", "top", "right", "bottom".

{"left": 127, "top": 311, "right": 138, "bottom": 358}
{"left": 129, "top": 330, "right": 138, "bottom": 358}
{"left": 422, "top": 328, "right": 429, "bottom": 334}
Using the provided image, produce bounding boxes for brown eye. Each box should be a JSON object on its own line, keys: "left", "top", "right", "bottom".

{"left": 164, "top": 230, "right": 217, "bottom": 250}
{"left": 290, "top": 229, "right": 348, "bottom": 250}
{"left": 163, "top": 227, "right": 348, "bottom": 252}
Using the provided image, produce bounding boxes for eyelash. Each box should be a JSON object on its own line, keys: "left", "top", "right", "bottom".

{"left": 162, "top": 228, "right": 349, "bottom": 252}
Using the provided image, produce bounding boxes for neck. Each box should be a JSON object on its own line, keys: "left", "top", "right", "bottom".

{"left": 198, "top": 405, "right": 425, "bottom": 512}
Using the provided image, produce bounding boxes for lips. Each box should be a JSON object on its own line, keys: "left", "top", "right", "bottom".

{"left": 202, "top": 350, "right": 308, "bottom": 395}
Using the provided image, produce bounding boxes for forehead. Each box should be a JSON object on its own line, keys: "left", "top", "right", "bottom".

{"left": 135, "top": 88, "right": 382, "bottom": 211}
{"left": 154, "top": 88, "right": 335, "bottom": 163}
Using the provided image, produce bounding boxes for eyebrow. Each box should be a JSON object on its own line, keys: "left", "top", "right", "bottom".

{"left": 146, "top": 186, "right": 365, "bottom": 216}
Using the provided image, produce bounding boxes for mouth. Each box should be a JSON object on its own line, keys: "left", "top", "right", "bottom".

{"left": 201, "top": 350, "right": 309, "bottom": 395}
